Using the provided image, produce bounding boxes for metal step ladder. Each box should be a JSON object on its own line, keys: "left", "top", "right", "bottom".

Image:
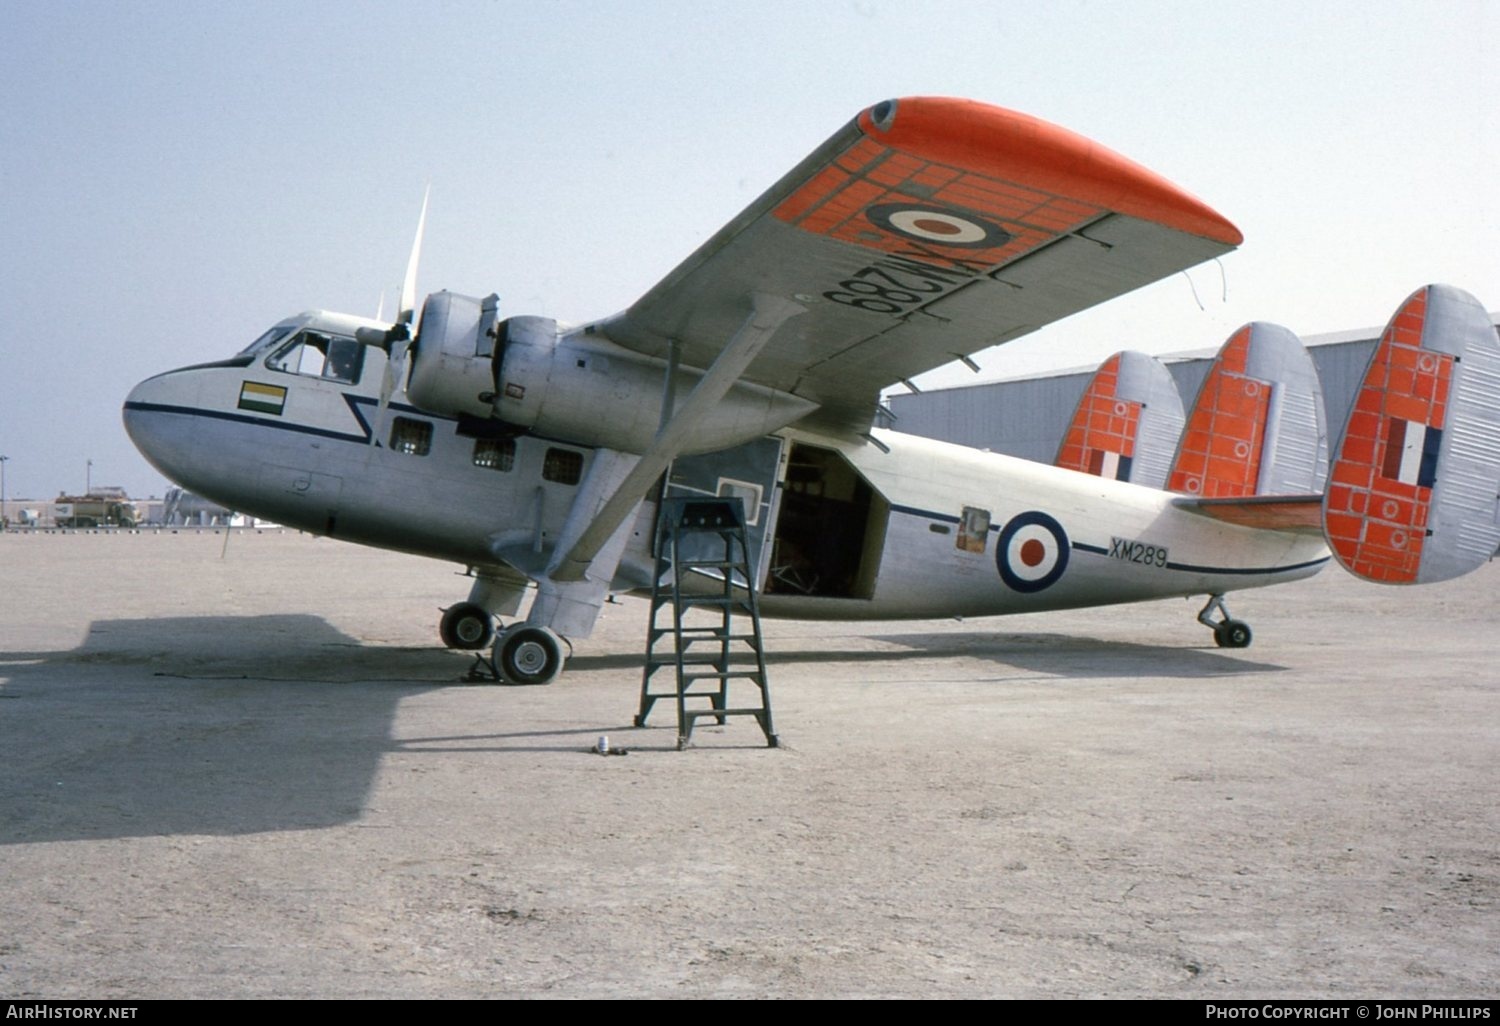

{"left": 636, "top": 497, "right": 777, "bottom": 749}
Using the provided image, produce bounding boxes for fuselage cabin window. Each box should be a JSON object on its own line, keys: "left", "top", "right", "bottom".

{"left": 542, "top": 448, "right": 583, "bottom": 485}
{"left": 473, "top": 438, "right": 516, "bottom": 472}
{"left": 389, "top": 417, "right": 433, "bottom": 456}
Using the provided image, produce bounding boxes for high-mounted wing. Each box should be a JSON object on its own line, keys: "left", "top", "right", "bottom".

{"left": 601, "top": 97, "right": 1241, "bottom": 423}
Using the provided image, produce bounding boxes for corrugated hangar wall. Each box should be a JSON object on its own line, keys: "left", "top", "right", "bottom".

{"left": 887, "top": 331, "right": 1391, "bottom": 464}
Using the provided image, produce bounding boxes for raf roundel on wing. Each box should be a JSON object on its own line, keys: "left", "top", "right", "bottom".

{"left": 864, "top": 202, "right": 1013, "bottom": 250}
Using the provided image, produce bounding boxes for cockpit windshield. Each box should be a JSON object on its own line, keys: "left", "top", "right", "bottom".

{"left": 265, "top": 330, "right": 366, "bottom": 385}
{"left": 237, "top": 324, "right": 295, "bottom": 357}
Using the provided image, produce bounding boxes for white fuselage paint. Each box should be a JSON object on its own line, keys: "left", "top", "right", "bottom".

{"left": 124, "top": 316, "right": 1330, "bottom": 635}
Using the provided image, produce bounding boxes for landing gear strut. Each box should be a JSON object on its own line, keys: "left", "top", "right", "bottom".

{"left": 1197, "top": 594, "right": 1252, "bottom": 649}
{"left": 439, "top": 601, "right": 496, "bottom": 650}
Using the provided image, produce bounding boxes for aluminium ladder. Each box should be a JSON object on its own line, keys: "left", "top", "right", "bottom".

{"left": 636, "top": 497, "right": 777, "bottom": 749}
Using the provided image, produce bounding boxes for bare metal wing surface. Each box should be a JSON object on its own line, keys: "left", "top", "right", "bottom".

{"left": 600, "top": 96, "right": 1243, "bottom": 423}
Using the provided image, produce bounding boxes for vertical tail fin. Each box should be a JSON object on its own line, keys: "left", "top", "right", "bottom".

{"left": 1167, "top": 322, "right": 1327, "bottom": 497}
{"left": 1055, "top": 351, "right": 1184, "bottom": 488}
{"left": 1322, "top": 285, "right": 1500, "bottom": 583}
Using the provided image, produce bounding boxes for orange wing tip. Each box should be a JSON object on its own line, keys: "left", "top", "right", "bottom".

{"left": 858, "top": 97, "right": 1242, "bottom": 247}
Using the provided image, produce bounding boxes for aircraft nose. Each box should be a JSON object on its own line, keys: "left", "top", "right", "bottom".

{"left": 122, "top": 370, "right": 190, "bottom": 477}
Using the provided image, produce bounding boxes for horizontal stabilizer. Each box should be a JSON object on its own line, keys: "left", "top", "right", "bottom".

{"left": 1173, "top": 494, "right": 1324, "bottom": 533}
{"left": 1323, "top": 284, "right": 1500, "bottom": 583}
{"left": 1167, "top": 322, "right": 1327, "bottom": 498}
{"left": 1055, "top": 351, "right": 1184, "bottom": 488}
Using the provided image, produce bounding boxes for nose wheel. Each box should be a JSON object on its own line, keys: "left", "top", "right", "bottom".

{"left": 439, "top": 602, "right": 496, "bottom": 650}
{"left": 1197, "top": 594, "right": 1252, "bottom": 649}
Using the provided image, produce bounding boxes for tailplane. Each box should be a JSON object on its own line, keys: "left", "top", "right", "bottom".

{"left": 1322, "top": 284, "right": 1500, "bottom": 583}
{"left": 1055, "top": 350, "right": 1184, "bottom": 488}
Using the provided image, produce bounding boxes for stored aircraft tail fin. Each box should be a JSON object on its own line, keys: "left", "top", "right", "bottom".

{"left": 1167, "top": 322, "right": 1327, "bottom": 498}
{"left": 1055, "top": 351, "right": 1184, "bottom": 488}
{"left": 1322, "top": 284, "right": 1500, "bottom": 583}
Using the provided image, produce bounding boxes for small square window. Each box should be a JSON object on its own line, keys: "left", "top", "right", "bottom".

{"left": 389, "top": 417, "right": 433, "bottom": 456}
{"left": 473, "top": 437, "right": 516, "bottom": 472}
{"left": 543, "top": 447, "right": 583, "bottom": 485}
{"left": 716, "top": 478, "right": 764, "bottom": 526}
{"left": 957, "top": 506, "right": 990, "bottom": 553}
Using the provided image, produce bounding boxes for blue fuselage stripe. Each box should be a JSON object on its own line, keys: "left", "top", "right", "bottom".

{"left": 128, "top": 405, "right": 1329, "bottom": 579}
{"left": 1071, "top": 540, "right": 1330, "bottom": 576}
{"left": 124, "top": 400, "right": 370, "bottom": 444}
{"left": 890, "top": 503, "right": 1327, "bottom": 577}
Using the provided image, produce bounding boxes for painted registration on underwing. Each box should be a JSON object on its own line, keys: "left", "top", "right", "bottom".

{"left": 1108, "top": 536, "right": 1169, "bottom": 568}
{"left": 822, "top": 251, "right": 977, "bottom": 315}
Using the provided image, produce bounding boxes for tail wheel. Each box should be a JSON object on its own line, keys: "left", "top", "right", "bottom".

{"left": 494, "top": 625, "right": 565, "bottom": 685}
{"left": 1214, "top": 620, "right": 1253, "bottom": 649}
{"left": 439, "top": 602, "right": 495, "bottom": 650}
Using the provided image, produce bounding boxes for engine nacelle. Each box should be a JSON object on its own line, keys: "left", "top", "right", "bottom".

{"left": 408, "top": 291, "right": 817, "bottom": 454}
{"left": 406, "top": 291, "right": 501, "bottom": 419}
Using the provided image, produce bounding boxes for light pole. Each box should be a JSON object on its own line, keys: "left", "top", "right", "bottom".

{"left": 85, "top": 458, "right": 92, "bottom": 496}
{"left": 0, "top": 455, "right": 8, "bottom": 529}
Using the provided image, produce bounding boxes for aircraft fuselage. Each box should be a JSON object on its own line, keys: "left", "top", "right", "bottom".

{"left": 123, "top": 311, "right": 1329, "bottom": 633}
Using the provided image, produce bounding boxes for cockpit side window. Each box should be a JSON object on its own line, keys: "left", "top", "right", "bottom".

{"left": 238, "top": 325, "right": 294, "bottom": 357}
{"left": 265, "top": 331, "right": 365, "bottom": 384}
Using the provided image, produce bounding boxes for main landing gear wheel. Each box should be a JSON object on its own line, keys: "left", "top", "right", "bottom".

{"left": 494, "top": 624, "right": 565, "bottom": 686}
{"left": 439, "top": 602, "right": 495, "bottom": 650}
{"left": 1197, "top": 594, "right": 1252, "bottom": 649}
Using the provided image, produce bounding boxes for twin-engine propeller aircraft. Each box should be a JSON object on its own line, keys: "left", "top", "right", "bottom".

{"left": 123, "top": 97, "right": 1500, "bottom": 685}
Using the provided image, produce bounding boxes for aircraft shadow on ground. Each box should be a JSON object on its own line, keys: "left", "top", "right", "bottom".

{"left": 567, "top": 631, "right": 1285, "bottom": 679}
{"left": 0, "top": 614, "right": 465, "bottom": 846}
{"left": 840, "top": 631, "right": 1283, "bottom": 678}
{"left": 0, "top": 617, "right": 1283, "bottom": 844}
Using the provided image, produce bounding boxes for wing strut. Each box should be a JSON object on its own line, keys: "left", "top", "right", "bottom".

{"left": 549, "top": 293, "right": 806, "bottom": 586}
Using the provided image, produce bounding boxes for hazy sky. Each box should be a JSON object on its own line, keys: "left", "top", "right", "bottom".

{"left": 3, "top": 0, "right": 1496, "bottom": 500}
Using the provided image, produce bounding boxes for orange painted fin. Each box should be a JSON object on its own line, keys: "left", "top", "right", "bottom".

{"left": 1167, "top": 322, "right": 1327, "bottom": 498}
{"left": 1055, "top": 351, "right": 1183, "bottom": 488}
{"left": 1322, "top": 285, "right": 1500, "bottom": 584}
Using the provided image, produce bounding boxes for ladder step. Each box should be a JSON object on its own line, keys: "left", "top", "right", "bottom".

{"left": 646, "top": 626, "right": 757, "bottom": 637}
{"left": 683, "top": 707, "right": 771, "bottom": 720}
{"left": 677, "top": 598, "right": 754, "bottom": 610}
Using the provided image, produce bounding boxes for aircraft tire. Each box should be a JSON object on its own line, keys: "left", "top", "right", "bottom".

{"left": 495, "top": 625, "right": 565, "bottom": 685}
{"left": 440, "top": 602, "right": 495, "bottom": 650}
{"left": 1214, "top": 620, "right": 1252, "bottom": 649}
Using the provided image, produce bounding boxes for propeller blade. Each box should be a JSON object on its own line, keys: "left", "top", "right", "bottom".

{"left": 398, "top": 186, "right": 429, "bottom": 327}
{"left": 359, "top": 186, "right": 430, "bottom": 446}
{"left": 370, "top": 335, "right": 411, "bottom": 446}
